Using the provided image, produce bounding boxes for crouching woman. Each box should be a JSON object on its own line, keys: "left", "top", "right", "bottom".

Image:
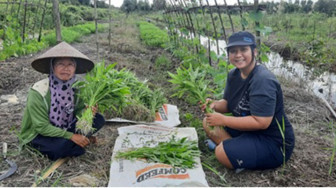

{"left": 201, "top": 31, "right": 295, "bottom": 170}
{"left": 19, "top": 42, "right": 105, "bottom": 160}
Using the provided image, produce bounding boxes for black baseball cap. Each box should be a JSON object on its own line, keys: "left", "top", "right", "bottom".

{"left": 226, "top": 31, "right": 256, "bottom": 49}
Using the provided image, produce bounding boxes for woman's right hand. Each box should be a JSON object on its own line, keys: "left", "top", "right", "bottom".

{"left": 200, "top": 98, "right": 215, "bottom": 112}
{"left": 70, "top": 134, "right": 90, "bottom": 148}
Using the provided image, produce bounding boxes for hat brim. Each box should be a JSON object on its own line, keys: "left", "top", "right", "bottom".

{"left": 225, "top": 41, "right": 254, "bottom": 49}
{"left": 32, "top": 57, "right": 94, "bottom": 74}
{"left": 31, "top": 41, "right": 94, "bottom": 74}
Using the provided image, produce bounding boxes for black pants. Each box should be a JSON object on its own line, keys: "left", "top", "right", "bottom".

{"left": 30, "top": 113, "right": 105, "bottom": 160}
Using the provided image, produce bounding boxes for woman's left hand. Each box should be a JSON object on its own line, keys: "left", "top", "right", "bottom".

{"left": 91, "top": 104, "right": 98, "bottom": 115}
{"left": 86, "top": 104, "right": 98, "bottom": 115}
{"left": 205, "top": 112, "right": 225, "bottom": 126}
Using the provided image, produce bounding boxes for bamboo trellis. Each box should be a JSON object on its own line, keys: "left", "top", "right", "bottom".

{"left": 163, "top": 0, "right": 266, "bottom": 65}
{"left": 0, "top": 0, "right": 48, "bottom": 42}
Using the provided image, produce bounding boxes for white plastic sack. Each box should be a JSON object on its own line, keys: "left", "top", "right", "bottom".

{"left": 108, "top": 125, "right": 209, "bottom": 187}
{"left": 106, "top": 104, "right": 181, "bottom": 128}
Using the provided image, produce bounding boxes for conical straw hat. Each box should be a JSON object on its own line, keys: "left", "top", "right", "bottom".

{"left": 31, "top": 41, "right": 94, "bottom": 74}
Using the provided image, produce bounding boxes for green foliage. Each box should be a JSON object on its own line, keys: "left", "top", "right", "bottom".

{"left": 326, "top": 121, "right": 336, "bottom": 176}
{"left": 0, "top": 16, "right": 47, "bottom": 61}
{"left": 0, "top": 0, "right": 115, "bottom": 61}
{"left": 168, "top": 64, "right": 213, "bottom": 105}
{"left": 183, "top": 113, "right": 203, "bottom": 129}
{"left": 138, "top": 21, "right": 169, "bottom": 48}
{"left": 106, "top": 66, "right": 167, "bottom": 117}
{"left": 74, "top": 62, "right": 130, "bottom": 135}
{"left": 121, "top": 0, "right": 138, "bottom": 13}
{"left": 43, "top": 22, "right": 103, "bottom": 46}
{"left": 155, "top": 54, "right": 172, "bottom": 69}
{"left": 276, "top": 116, "right": 286, "bottom": 174}
{"left": 203, "top": 59, "right": 234, "bottom": 99}
{"left": 314, "top": 0, "right": 336, "bottom": 17}
{"left": 116, "top": 136, "right": 201, "bottom": 169}
{"left": 262, "top": 13, "right": 336, "bottom": 69}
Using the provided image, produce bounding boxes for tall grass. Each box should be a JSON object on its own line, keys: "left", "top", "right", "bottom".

{"left": 327, "top": 121, "right": 336, "bottom": 176}
{"left": 276, "top": 116, "right": 286, "bottom": 174}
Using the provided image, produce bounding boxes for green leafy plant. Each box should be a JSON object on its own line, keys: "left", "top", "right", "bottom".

{"left": 276, "top": 116, "right": 286, "bottom": 174}
{"left": 168, "top": 64, "right": 213, "bottom": 113}
{"left": 155, "top": 54, "right": 171, "bottom": 69}
{"left": 74, "top": 62, "right": 130, "bottom": 135}
{"left": 327, "top": 121, "right": 336, "bottom": 176}
{"left": 104, "top": 67, "right": 167, "bottom": 122}
{"left": 115, "top": 136, "right": 200, "bottom": 168}
{"left": 138, "top": 21, "right": 169, "bottom": 48}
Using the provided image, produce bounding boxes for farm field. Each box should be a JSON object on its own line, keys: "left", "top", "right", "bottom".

{"left": 0, "top": 15, "right": 336, "bottom": 186}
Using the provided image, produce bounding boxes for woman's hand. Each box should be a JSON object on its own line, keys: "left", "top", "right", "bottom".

{"left": 91, "top": 104, "right": 98, "bottom": 116}
{"left": 85, "top": 104, "right": 99, "bottom": 116}
{"left": 71, "top": 134, "right": 90, "bottom": 148}
{"left": 205, "top": 112, "right": 225, "bottom": 127}
{"left": 200, "top": 98, "right": 216, "bottom": 112}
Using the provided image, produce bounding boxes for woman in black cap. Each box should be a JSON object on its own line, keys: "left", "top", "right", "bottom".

{"left": 201, "top": 31, "right": 295, "bottom": 170}
{"left": 20, "top": 42, "right": 105, "bottom": 160}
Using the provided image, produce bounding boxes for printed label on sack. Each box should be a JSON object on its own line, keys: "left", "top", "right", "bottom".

{"left": 135, "top": 164, "right": 190, "bottom": 183}
{"left": 155, "top": 104, "right": 168, "bottom": 121}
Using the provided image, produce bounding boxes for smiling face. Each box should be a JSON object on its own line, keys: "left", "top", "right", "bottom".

{"left": 228, "top": 45, "right": 257, "bottom": 77}
{"left": 53, "top": 58, "right": 76, "bottom": 81}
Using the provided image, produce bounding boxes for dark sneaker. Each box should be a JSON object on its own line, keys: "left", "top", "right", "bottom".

{"left": 204, "top": 139, "right": 217, "bottom": 151}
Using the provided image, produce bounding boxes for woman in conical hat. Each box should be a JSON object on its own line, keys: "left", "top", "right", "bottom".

{"left": 20, "top": 42, "right": 105, "bottom": 160}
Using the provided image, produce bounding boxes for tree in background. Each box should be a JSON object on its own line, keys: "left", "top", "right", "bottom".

{"left": 314, "top": 0, "right": 336, "bottom": 17}
{"left": 96, "top": 0, "right": 109, "bottom": 8}
{"left": 265, "top": 1, "right": 279, "bottom": 14}
{"left": 301, "top": 0, "right": 313, "bottom": 13}
{"left": 60, "top": 0, "right": 80, "bottom": 4}
{"left": 138, "top": 0, "right": 151, "bottom": 11}
{"left": 152, "top": 0, "right": 166, "bottom": 11}
{"left": 121, "top": 0, "right": 138, "bottom": 14}
{"left": 79, "top": 0, "right": 91, "bottom": 5}
{"left": 280, "top": 0, "right": 301, "bottom": 13}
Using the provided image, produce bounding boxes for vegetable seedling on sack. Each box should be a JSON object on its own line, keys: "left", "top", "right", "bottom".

{"left": 115, "top": 136, "right": 200, "bottom": 169}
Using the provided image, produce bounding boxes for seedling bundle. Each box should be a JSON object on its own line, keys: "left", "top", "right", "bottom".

{"left": 74, "top": 62, "right": 167, "bottom": 135}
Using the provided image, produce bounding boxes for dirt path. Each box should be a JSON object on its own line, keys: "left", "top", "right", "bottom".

{"left": 0, "top": 19, "right": 335, "bottom": 186}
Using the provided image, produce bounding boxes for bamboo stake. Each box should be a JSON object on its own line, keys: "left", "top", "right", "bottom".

{"left": 52, "top": 0, "right": 62, "bottom": 43}
{"left": 31, "top": 157, "right": 69, "bottom": 187}
{"left": 22, "top": 0, "right": 27, "bottom": 42}
{"left": 2, "top": 0, "right": 10, "bottom": 40}
{"left": 205, "top": 0, "right": 220, "bottom": 56}
{"left": 237, "top": 0, "right": 245, "bottom": 31}
{"left": 94, "top": 0, "right": 99, "bottom": 60}
{"left": 198, "top": 0, "right": 211, "bottom": 65}
{"left": 254, "top": 0, "right": 260, "bottom": 47}
{"left": 214, "top": 0, "right": 227, "bottom": 42}
{"left": 38, "top": 0, "right": 48, "bottom": 42}
{"left": 223, "top": 0, "right": 235, "bottom": 33}
{"left": 17, "top": 0, "right": 22, "bottom": 19}
{"left": 108, "top": 0, "right": 111, "bottom": 51}
{"left": 32, "top": 0, "right": 42, "bottom": 39}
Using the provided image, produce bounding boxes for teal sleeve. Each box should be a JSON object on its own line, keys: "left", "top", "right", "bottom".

{"left": 27, "top": 90, "right": 73, "bottom": 139}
